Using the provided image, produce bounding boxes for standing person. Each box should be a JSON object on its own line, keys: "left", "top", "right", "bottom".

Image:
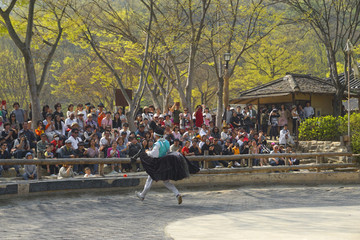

{"left": 269, "top": 109, "right": 280, "bottom": 140}
{"left": 11, "top": 102, "right": 26, "bottom": 129}
{"left": 291, "top": 105, "right": 299, "bottom": 136}
{"left": 304, "top": 102, "right": 315, "bottom": 119}
{"left": 203, "top": 107, "right": 212, "bottom": 127}
{"left": 248, "top": 104, "right": 257, "bottom": 130}
{"left": 179, "top": 108, "right": 192, "bottom": 130}
{"left": 223, "top": 105, "right": 233, "bottom": 125}
{"left": 96, "top": 103, "right": 106, "bottom": 130}
{"left": 260, "top": 108, "right": 269, "bottom": 135}
{"left": 278, "top": 104, "right": 290, "bottom": 130}
{"left": 135, "top": 122, "right": 199, "bottom": 205}
{"left": 298, "top": 104, "right": 305, "bottom": 122}
{"left": 170, "top": 102, "right": 181, "bottom": 127}
{"left": 194, "top": 105, "right": 203, "bottom": 128}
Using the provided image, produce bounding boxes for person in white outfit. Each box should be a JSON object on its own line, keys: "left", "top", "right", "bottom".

{"left": 135, "top": 126, "right": 183, "bottom": 204}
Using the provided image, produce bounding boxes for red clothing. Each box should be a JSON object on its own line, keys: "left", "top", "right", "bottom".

{"left": 181, "top": 146, "right": 189, "bottom": 156}
{"left": 195, "top": 108, "right": 203, "bottom": 127}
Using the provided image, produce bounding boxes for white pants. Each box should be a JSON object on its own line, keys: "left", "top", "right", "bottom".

{"left": 139, "top": 175, "right": 179, "bottom": 198}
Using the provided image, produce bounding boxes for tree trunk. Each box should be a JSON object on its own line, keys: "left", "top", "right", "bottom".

{"left": 223, "top": 68, "right": 230, "bottom": 108}
{"left": 126, "top": 111, "right": 137, "bottom": 132}
{"left": 24, "top": 55, "right": 41, "bottom": 128}
{"left": 326, "top": 47, "right": 343, "bottom": 116}
{"left": 216, "top": 76, "right": 224, "bottom": 128}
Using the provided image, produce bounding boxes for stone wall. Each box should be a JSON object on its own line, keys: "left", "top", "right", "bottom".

{"left": 297, "top": 141, "right": 348, "bottom": 163}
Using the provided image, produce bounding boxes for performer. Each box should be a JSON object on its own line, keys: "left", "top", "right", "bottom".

{"left": 135, "top": 122, "right": 199, "bottom": 204}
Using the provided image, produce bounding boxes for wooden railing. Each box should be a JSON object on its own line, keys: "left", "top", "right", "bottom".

{"left": 0, "top": 152, "right": 355, "bottom": 180}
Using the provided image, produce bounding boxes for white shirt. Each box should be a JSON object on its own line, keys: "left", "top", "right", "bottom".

{"left": 304, "top": 106, "right": 314, "bottom": 118}
{"left": 221, "top": 132, "right": 229, "bottom": 141}
{"left": 65, "top": 118, "right": 76, "bottom": 128}
{"left": 237, "top": 139, "right": 244, "bottom": 147}
{"left": 119, "top": 129, "right": 130, "bottom": 138}
{"left": 67, "top": 136, "right": 82, "bottom": 150}
{"left": 146, "top": 138, "right": 168, "bottom": 158}
{"left": 199, "top": 128, "right": 208, "bottom": 137}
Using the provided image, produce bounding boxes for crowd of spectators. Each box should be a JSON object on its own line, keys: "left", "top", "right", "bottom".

{"left": 0, "top": 101, "right": 313, "bottom": 180}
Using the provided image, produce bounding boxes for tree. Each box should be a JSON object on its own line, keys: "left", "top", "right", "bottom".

{"left": 205, "top": 0, "right": 280, "bottom": 127}
{"left": 0, "top": 0, "right": 67, "bottom": 127}
{"left": 146, "top": 0, "right": 211, "bottom": 112}
{"left": 67, "top": 0, "right": 153, "bottom": 131}
{"left": 283, "top": 0, "right": 360, "bottom": 116}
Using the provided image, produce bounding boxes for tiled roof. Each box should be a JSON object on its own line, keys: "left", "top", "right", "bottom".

{"left": 235, "top": 74, "right": 336, "bottom": 99}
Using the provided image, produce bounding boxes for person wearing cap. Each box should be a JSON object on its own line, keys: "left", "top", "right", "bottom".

{"left": 142, "top": 106, "right": 152, "bottom": 122}
{"left": 58, "top": 163, "right": 74, "bottom": 179}
{"left": 58, "top": 139, "right": 75, "bottom": 158}
{"left": 119, "top": 123, "right": 130, "bottom": 139}
{"left": 158, "top": 114, "right": 165, "bottom": 127}
{"left": 135, "top": 122, "right": 184, "bottom": 204}
{"left": 85, "top": 113, "right": 98, "bottom": 132}
{"left": 164, "top": 114, "right": 172, "bottom": 128}
{"left": 76, "top": 103, "right": 88, "bottom": 121}
{"left": 36, "top": 133, "right": 49, "bottom": 159}
{"left": 67, "top": 128, "right": 82, "bottom": 151}
{"left": 76, "top": 111, "right": 86, "bottom": 135}
{"left": 85, "top": 102, "right": 92, "bottom": 115}
{"left": 135, "top": 124, "right": 146, "bottom": 139}
{"left": 23, "top": 152, "right": 37, "bottom": 180}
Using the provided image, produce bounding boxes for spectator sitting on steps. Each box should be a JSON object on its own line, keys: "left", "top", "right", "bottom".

{"left": 23, "top": 152, "right": 37, "bottom": 180}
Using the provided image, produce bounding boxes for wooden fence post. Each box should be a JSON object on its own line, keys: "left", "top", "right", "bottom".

{"left": 204, "top": 150, "right": 209, "bottom": 169}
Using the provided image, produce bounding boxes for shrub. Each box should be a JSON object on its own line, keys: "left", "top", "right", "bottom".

{"left": 299, "top": 113, "right": 360, "bottom": 154}
{"left": 298, "top": 115, "right": 341, "bottom": 141}
{"left": 339, "top": 113, "right": 360, "bottom": 154}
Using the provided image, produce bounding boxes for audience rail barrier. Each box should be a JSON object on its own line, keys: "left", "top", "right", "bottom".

{"left": 0, "top": 152, "right": 355, "bottom": 180}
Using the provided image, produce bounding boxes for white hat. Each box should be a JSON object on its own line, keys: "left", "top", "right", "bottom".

{"left": 159, "top": 114, "right": 164, "bottom": 118}
{"left": 230, "top": 107, "right": 235, "bottom": 110}
{"left": 154, "top": 113, "right": 159, "bottom": 118}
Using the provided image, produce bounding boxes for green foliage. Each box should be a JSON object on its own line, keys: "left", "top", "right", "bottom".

{"left": 299, "top": 113, "right": 360, "bottom": 153}
{"left": 339, "top": 113, "right": 360, "bottom": 154}
{"left": 298, "top": 115, "right": 341, "bottom": 141}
